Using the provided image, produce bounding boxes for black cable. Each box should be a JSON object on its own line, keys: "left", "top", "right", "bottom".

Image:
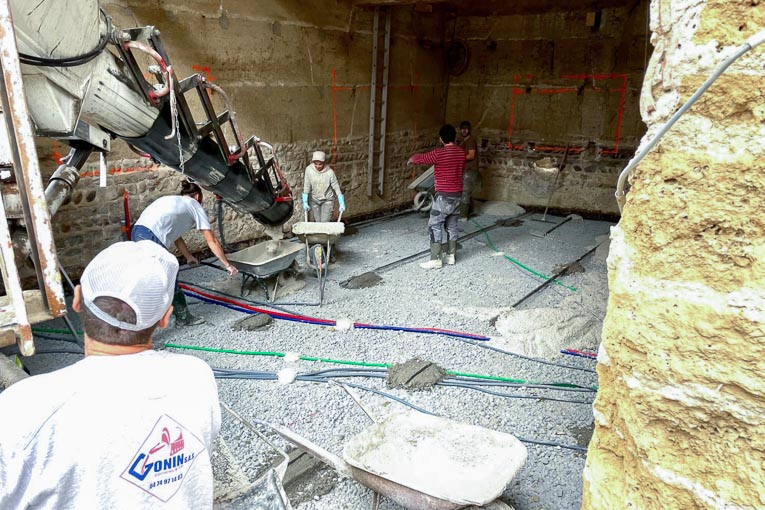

{"left": 438, "top": 381, "right": 593, "bottom": 405}
{"left": 19, "top": 8, "right": 112, "bottom": 68}
{"left": 24, "top": 348, "right": 84, "bottom": 356}
{"left": 450, "top": 376, "right": 596, "bottom": 393}
{"left": 32, "top": 332, "right": 81, "bottom": 345}
{"left": 179, "top": 279, "right": 320, "bottom": 313}
{"left": 216, "top": 199, "right": 236, "bottom": 252}
{"left": 210, "top": 369, "right": 588, "bottom": 452}
{"left": 454, "top": 337, "right": 597, "bottom": 375}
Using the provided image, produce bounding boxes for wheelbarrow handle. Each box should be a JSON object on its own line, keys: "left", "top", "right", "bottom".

{"left": 220, "top": 402, "right": 290, "bottom": 481}
{"left": 200, "top": 260, "right": 226, "bottom": 272}
{"left": 245, "top": 416, "right": 349, "bottom": 476}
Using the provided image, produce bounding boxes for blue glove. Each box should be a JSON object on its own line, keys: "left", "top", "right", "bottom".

{"left": 338, "top": 194, "right": 346, "bottom": 213}
{"left": 302, "top": 193, "right": 310, "bottom": 211}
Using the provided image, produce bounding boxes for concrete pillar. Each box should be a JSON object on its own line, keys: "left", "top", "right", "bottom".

{"left": 583, "top": 0, "right": 765, "bottom": 508}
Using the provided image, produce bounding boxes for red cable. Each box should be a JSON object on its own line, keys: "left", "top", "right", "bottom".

{"left": 123, "top": 190, "right": 132, "bottom": 240}
{"left": 179, "top": 284, "right": 334, "bottom": 324}
{"left": 182, "top": 284, "right": 490, "bottom": 341}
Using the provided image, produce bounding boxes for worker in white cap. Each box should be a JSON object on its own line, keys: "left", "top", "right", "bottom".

{"left": 302, "top": 150, "right": 345, "bottom": 222}
{"left": 0, "top": 241, "right": 221, "bottom": 509}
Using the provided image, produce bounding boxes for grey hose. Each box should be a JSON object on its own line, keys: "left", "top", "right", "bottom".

{"left": 616, "top": 30, "right": 765, "bottom": 212}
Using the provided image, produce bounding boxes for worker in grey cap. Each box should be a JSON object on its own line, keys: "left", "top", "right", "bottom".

{"left": 302, "top": 150, "right": 346, "bottom": 222}
{"left": 0, "top": 241, "right": 221, "bottom": 509}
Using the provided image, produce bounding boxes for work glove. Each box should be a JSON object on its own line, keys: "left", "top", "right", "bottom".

{"left": 338, "top": 194, "right": 346, "bottom": 213}
{"left": 302, "top": 193, "right": 310, "bottom": 211}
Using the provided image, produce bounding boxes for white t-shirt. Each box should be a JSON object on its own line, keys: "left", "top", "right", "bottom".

{"left": 0, "top": 350, "right": 221, "bottom": 509}
{"left": 135, "top": 196, "right": 212, "bottom": 248}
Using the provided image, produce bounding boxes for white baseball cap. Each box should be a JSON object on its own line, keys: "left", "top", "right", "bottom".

{"left": 312, "top": 151, "right": 326, "bottom": 163}
{"left": 80, "top": 241, "right": 179, "bottom": 331}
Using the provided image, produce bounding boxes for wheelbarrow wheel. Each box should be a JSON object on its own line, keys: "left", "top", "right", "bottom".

{"left": 413, "top": 191, "right": 433, "bottom": 212}
{"left": 306, "top": 243, "right": 327, "bottom": 272}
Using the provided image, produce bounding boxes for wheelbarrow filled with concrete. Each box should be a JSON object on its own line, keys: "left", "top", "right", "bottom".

{"left": 226, "top": 240, "right": 304, "bottom": 300}
{"left": 237, "top": 407, "right": 527, "bottom": 510}
{"left": 292, "top": 214, "right": 345, "bottom": 304}
{"left": 292, "top": 218, "right": 345, "bottom": 248}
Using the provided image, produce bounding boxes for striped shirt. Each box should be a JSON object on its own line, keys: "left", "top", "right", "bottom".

{"left": 410, "top": 144, "right": 465, "bottom": 193}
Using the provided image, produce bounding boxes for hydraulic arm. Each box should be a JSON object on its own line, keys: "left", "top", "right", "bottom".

{"left": 9, "top": 0, "right": 293, "bottom": 225}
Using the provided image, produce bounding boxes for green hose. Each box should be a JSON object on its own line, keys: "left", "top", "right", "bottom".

{"left": 165, "top": 342, "right": 596, "bottom": 390}
{"left": 470, "top": 219, "right": 576, "bottom": 292}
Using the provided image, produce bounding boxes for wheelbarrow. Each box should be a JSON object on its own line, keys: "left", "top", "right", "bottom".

{"left": 408, "top": 165, "right": 435, "bottom": 212}
{"left": 222, "top": 384, "right": 527, "bottom": 510}
{"left": 226, "top": 240, "right": 304, "bottom": 301}
{"left": 292, "top": 214, "right": 345, "bottom": 255}
{"left": 292, "top": 212, "right": 345, "bottom": 305}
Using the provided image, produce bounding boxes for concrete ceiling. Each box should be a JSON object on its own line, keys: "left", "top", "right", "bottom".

{"left": 354, "top": 0, "right": 639, "bottom": 16}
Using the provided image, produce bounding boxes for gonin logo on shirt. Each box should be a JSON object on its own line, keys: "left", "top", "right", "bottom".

{"left": 121, "top": 414, "right": 206, "bottom": 501}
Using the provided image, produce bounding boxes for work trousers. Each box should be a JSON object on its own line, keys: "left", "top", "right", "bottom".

{"left": 461, "top": 170, "right": 480, "bottom": 205}
{"left": 310, "top": 199, "right": 334, "bottom": 222}
{"left": 428, "top": 194, "right": 461, "bottom": 244}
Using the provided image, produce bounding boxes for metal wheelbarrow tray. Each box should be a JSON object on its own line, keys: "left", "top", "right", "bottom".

{"left": 408, "top": 165, "right": 435, "bottom": 191}
{"left": 408, "top": 166, "right": 435, "bottom": 211}
{"left": 292, "top": 221, "right": 345, "bottom": 246}
{"left": 343, "top": 410, "right": 527, "bottom": 509}
{"left": 226, "top": 240, "right": 304, "bottom": 299}
{"left": 251, "top": 409, "right": 527, "bottom": 510}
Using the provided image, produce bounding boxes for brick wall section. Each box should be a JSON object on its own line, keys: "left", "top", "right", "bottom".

{"left": 474, "top": 129, "right": 629, "bottom": 215}
{"left": 30, "top": 0, "right": 448, "bottom": 277}
{"left": 49, "top": 130, "right": 439, "bottom": 276}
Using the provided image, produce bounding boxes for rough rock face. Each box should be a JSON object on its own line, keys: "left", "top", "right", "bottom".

{"left": 583, "top": 1, "right": 765, "bottom": 509}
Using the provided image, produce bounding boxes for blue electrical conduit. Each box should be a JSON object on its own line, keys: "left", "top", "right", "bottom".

{"left": 182, "top": 285, "right": 492, "bottom": 341}
{"left": 182, "top": 284, "right": 597, "bottom": 375}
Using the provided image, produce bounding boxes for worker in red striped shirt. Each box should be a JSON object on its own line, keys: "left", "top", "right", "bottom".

{"left": 408, "top": 124, "right": 465, "bottom": 269}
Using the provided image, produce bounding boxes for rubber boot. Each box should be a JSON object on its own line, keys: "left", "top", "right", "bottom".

{"left": 172, "top": 289, "right": 205, "bottom": 327}
{"left": 419, "top": 243, "right": 443, "bottom": 269}
{"left": 444, "top": 240, "right": 457, "bottom": 265}
{"left": 459, "top": 203, "right": 470, "bottom": 219}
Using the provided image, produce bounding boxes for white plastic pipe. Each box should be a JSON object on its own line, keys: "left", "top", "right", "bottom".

{"left": 615, "top": 30, "right": 765, "bottom": 213}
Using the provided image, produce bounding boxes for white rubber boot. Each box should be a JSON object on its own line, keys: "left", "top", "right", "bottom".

{"left": 420, "top": 243, "right": 443, "bottom": 270}
{"left": 443, "top": 240, "right": 457, "bottom": 265}
{"left": 420, "top": 259, "right": 443, "bottom": 269}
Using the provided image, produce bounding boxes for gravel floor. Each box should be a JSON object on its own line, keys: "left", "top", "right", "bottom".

{"left": 11, "top": 207, "right": 614, "bottom": 510}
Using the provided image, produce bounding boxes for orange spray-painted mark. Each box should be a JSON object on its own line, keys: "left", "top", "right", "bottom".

{"left": 506, "top": 73, "right": 628, "bottom": 154}
{"left": 192, "top": 65, "right": 215, "bottom": 82}
{"left": 411, "top": 72, "right": 420, "bottom": 150}
{"left": 51, "top": 140, "right": 64, "bottom": 165}
{"left": 506, "top": 74, "right": 527, "bottom": 147}
{"left": 332, "top": 68, "right": 338, "bottom": 167}
{"left": 409, "top": 72, "right": 421, "bottom": 180}
{"left": 79, "top": 165, "right": 158, "bottom": 179}
{"left": 192, "top": 65, "right": 216, "bottom": 101}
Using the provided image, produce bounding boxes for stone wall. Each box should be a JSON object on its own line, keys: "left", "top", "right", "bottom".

{"left": 49, "top": 129, "right": 438, "bottom": 276}
{"left": 583, "top": 0, "right": 765, "bottom": 508}
{"left": 475, "top": 130, "right": 630, "bottom": 215}
{"left": 33, "top": 0, "right": 447, "bottom": 275}
{"left": 445, "top": 1, "right": 649, "bottom": 213}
